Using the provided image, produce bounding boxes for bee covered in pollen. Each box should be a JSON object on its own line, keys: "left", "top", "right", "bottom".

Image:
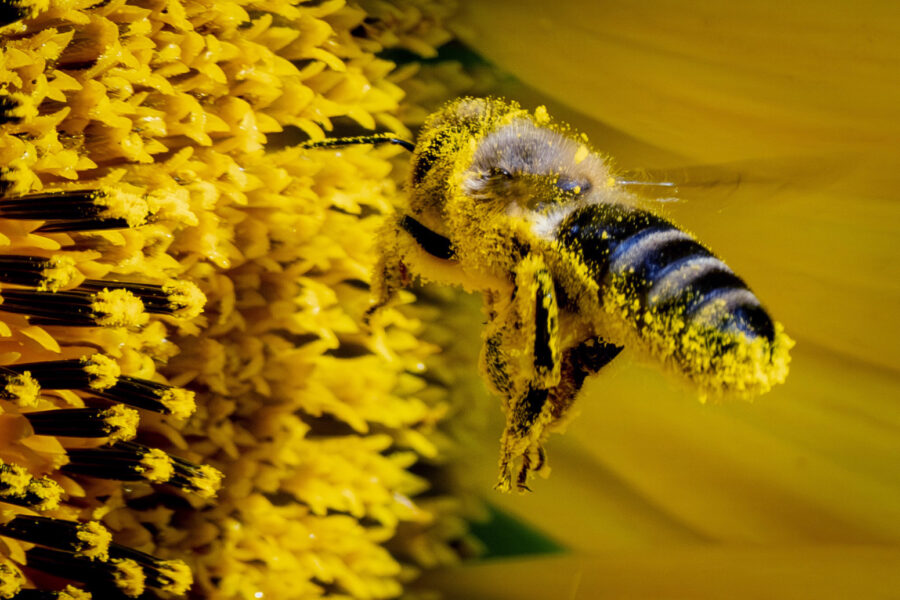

{"left": 313, "top": 98, "right": 794, "bottom": 493}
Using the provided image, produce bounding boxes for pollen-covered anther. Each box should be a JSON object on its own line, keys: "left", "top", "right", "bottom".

{"left": 77, "top": 278, "right": 206, "bottom": 319}
{"left": 0, "top": 557, "right": 24, "bottom": 598}
{"left": 15, "top": 585, "right": 94, "bottom": 600}
{"left": 80, "top": 354, "right": 121, "bottom": 389}
{"left": 162, "top": 279, "right": 206, "bottom": 319}
{"left": 25, "top": 547, "right": 146, "bottom": 597}
{"left": 0, "top": 92, "right": 35, "bottom": 124}
{"left": 94, "top": 377, "right": 196, "bottom": 419}
{"left": 62, "top": 441, "right": 175, "bottom": 484}
{"left": 0, "top": 188, "right": 151, "bottom": 232}
{"left": 25, "top": 406, "right": 140, "bottom": 441}
{"left": 0, "top": 366, "right": 40, "bottom": 406}
{"left": 40, "top": 255, "right": 80, "bottom": 291}
{"left": 0, "top": 460, "right": 64, "bottom": 511}
{"left": 167, "top": 455, "right": 223, "bottom": 500}
{"left": 0, "top": 287, "right": 149, "bottom": 328}
{"left": 7, "top": 356, "right": 121, "bottom": 391}
{"left": 108, "top": 543, "right": 193, "bottom": 595}
{"left": 0, "top": 516, "right": 112, "bottom": 560}
{"left": 0, "top": 254, "right": 80, "bottom": 291}
{"left": 90, "top": 288, "right": 149, "bottom": 328}
{"left": 93, "top": 188, "right": 152, "bottom": 228}
{"left": 6, "top": 359, "right": 187, "bottom": 417}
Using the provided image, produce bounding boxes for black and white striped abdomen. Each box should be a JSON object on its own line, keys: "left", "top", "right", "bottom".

{"left": 555, "top": 203, "right": 775, "bottom": 343}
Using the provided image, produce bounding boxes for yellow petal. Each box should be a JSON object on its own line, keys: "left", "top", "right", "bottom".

{"left": 423, "top": 548, "right": 900, "bottom": 599}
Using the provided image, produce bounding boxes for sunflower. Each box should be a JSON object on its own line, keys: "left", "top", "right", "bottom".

{"left": 3, "top": 0, "right": 900, "bottom": 599}
{"left": 0, "top": 1, "right": 476, "bottom": 598}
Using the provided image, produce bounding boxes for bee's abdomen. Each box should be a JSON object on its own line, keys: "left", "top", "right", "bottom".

{"left": 555, "top": 203, "right": 792, "bottom": 397}
{"left": 556, "top": 203, "right": 777, "bottom": 346}
{"left": 610, "top": 228, "right": 775, "bottom": 342}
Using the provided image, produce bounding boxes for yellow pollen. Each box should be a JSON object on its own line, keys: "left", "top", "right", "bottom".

{"left": 188, "top": 464, "right": 224, "bottom": 500}
{"left": 82, "top": 354, "right": 120, "bottom": 390}
{"left": 574, "top": 144, "right": 589, "bottom": 164}
{"left": 91, "top": 288, "right": 149, "bottom": 328}
{"left": 138, "top": 449, "right": 174, "bottom": 483}
{"left": 159, "top": 388, "right": 196, "bottom": 420}
{"left": 0, "top": 559, "right": 24, "bottom": 598}
{"left": 75, "top": 521, "right": 112, "bottom": 560}
{"left": 110, "top": 558, "right": 146, "bottom": 597}
{"left": 103, "top": 405, "right": 139, "bottom": 442}
{"left": 162, "top": 279, "right": 206, "bottom": 319}
{"left": 38, "top": 255, "right": 79, "bottom": 292}
{"left": 0, "top": 461, "right": 30, "bottom": 493}
{"left": 156, "top": 560, "right": 193, "bottom": 595}
{"left": 5, "top": 371, "right": 40, "bottom": 406}
{"left": 58, "top": 585, "right": 92, "bottom": 600}
{"left": 25, "top": 477, "right": 63, "bottom": 511}
{"left": 95, "top": 188, "right": 151, "bottom": 227}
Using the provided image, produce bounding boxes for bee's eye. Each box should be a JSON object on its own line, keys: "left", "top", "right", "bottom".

{"left": 556, "top": 177, "right": 591, "bottom": 195}
{"left": 488, "top": 167, "right": 512, "bottom": 179}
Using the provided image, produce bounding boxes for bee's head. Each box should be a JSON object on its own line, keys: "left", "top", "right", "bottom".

{"left": 404, "top": 97, "right": 529, "bottom": 238}
{"left": 461, "top": 118, "right": 609, "bottom": 218}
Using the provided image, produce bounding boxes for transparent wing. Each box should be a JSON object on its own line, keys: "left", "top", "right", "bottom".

{"left": 614, "top": 155, "right": 845, "bottom": 207}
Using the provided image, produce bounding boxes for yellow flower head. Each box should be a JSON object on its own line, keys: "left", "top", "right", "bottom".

{"left": 0, "top": 0, "right": 472, "bottom": 598}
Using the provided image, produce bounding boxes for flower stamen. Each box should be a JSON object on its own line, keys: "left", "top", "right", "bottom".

{"left": 24, "top": 406, "right": 139, "bottom": 442}
{"left": 62, "top": 441, "right": 222, "bottom": 498}
{"left": 0, "top": 460, "right": 63, "bottom": 511}
{"left": 0, "top": 254, "right": 80, "bottom": 291}
{"left": 0, "top": 516, "right": 111, "bottom": 560}
{"left": 25, "top": 547, "right": 146, "bottom": 598}
{"left": 0, "top": 288, "right": 149, "bottom": 328}
{"left": 0, "top": 188, "right": 150, "bottom": 232}
{"left": 0, "top": 366, "right": 40, "bottom": 406}
{"left": 77, "top": 279, "right": 205, "bottom": 320}
{"left": 108, "top": 543, "right": 193, "bottom": 595}
{"left": 63, "top": 442, "right": 175, "bottom": 484}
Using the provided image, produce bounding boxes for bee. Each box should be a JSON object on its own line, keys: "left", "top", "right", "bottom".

{"left": 310, "top": 98, "right": 793, "bottom": 493}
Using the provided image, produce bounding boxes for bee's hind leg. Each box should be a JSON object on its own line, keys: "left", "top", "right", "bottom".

{"left": 496, "top": 386, "right": 551, "bottom": 493}
{"left": 515, "top": 445, "right": 548, "bottom": 491}
{"left": 498, "top": 338, "right": 623, "bottom": 493}
{"left": 546, "top": 339, "right": 623, "bottom": 429}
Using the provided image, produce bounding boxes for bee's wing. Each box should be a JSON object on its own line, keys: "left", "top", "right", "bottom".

{"left": 615, "top": 155, "right": 844, "bottom": 206}
{"left": 615, "top": 166, "right": 742, "bottom": 205}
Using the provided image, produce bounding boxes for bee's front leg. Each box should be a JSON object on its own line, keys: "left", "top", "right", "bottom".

{"left": 365, "top": 217, "right": 411, "bottom": 325}
{"left": 366, "top": 214, "right": 461, "bottom": 325}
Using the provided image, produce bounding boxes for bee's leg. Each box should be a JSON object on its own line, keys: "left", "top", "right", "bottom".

{"left": 365, "top": 214, "right": 457, "bottom": 325}
{"left": 502, "top": 338, "right": 623, "bottom": 492}
{"left": 490, "top": 254, "right": 562, "bottom": 491}
{"left": 365, "top": 252, "right": 408, "bottom": 326}
{"left": 546, "top": 339, "right": 623, "bottom": 430}
{"left": 365, "top": 216, "right": 416, "bottom": 324}
{"left": 513, "top": 254, "right": 562, "bottom": 388}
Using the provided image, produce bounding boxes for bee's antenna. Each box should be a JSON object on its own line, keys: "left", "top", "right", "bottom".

{"left": 299, "top": 134, "right": 415, "bottom": 152}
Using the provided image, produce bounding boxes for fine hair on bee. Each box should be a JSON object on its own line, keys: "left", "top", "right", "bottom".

{"left": 304, "top": 97, "right": 793, "bottom": 493}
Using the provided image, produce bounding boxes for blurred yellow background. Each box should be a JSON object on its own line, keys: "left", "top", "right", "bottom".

{"left": 421, "top": 1, "right": 900, "bottom": 597}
